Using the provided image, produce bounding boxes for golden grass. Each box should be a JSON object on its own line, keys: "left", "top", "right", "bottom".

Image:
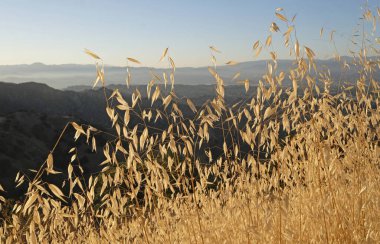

{"left": 1, "top": 5, "right": 380, "bottom": 243}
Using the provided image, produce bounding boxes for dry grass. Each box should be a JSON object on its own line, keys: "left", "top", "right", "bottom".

{"left": 1, "top": 5, "right": 380, "bottom": 243}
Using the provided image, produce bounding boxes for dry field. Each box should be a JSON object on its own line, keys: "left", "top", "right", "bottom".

{"left": 1, "top": 7, "right": 380, "bottom": 243}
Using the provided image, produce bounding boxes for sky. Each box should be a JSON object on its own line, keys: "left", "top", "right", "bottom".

{"left": 0, "top": 0, "right": 377, "bottom": 67}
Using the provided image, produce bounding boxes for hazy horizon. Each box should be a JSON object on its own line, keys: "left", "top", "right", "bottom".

{"left": 0, "top": 58, "right": 364, "bottom": 89}
{"left": 0, "top": 55, "right": 359, "bottom": 68}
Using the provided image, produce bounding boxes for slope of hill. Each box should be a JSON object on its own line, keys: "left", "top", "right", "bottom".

{"left": 0, "top": 82, "right": 250, "bottom": 197}
{"left": 0, "top": 111, "right": 106, "bottom": 197}
{"left": 0, "top": 79, "right": 362, "bottom": 198}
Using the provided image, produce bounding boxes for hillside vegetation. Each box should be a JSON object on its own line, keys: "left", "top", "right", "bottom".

{"left": 1, "top": 7, "right": 380, "bottom": 243}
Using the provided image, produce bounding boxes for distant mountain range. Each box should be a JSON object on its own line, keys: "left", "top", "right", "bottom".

{"left": 0, "top": 57, "right": 367, "bottom": 89}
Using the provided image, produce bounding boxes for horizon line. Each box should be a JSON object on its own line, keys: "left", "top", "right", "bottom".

{"left": 0, "top": 55, "right": 363, "bottom": 69}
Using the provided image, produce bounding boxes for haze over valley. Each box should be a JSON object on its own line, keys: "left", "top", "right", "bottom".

{"left": 0, "top": 57, "right": 365, "bottom": 89}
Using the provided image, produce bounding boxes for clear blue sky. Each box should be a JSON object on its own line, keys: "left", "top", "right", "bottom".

{"left": 0, "top": 0, "right": 376, "bottom": 67}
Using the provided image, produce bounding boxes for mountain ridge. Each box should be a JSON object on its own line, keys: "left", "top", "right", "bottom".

{"left": 0, "top": 57, "right": 366, "bottom": 89}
